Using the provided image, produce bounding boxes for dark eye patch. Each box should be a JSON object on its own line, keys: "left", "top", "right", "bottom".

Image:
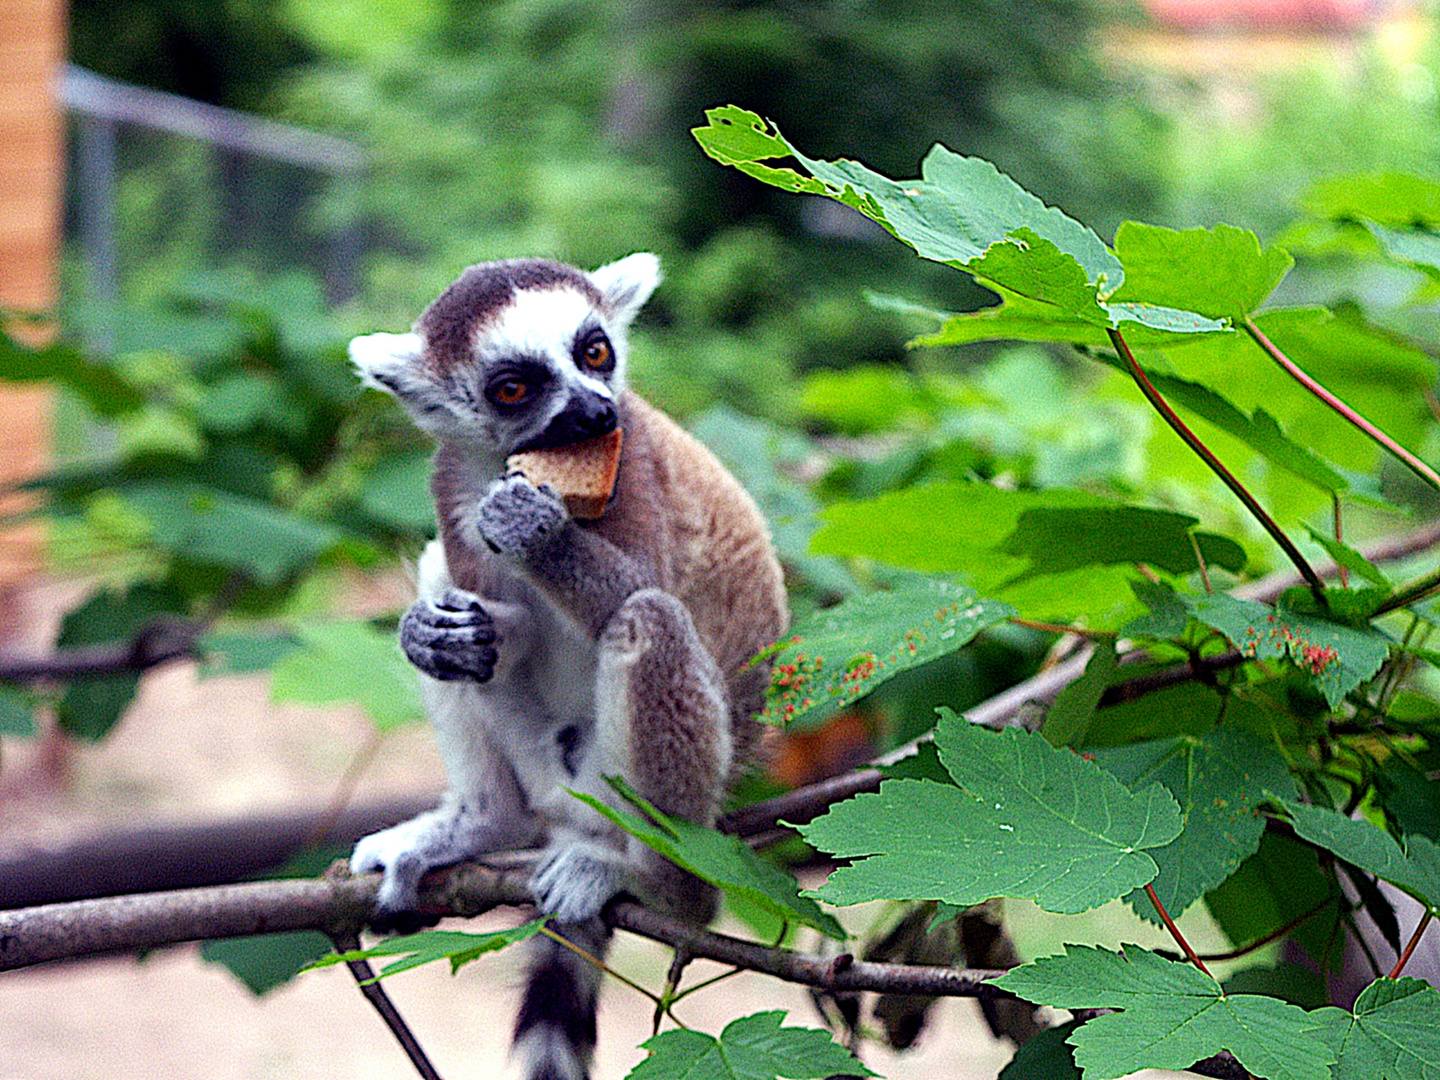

{"left": 484, "top": 360, "right": 552, "bottom": 412}
{"left": 572, "top": 324, "right": 615, "bottom": 375}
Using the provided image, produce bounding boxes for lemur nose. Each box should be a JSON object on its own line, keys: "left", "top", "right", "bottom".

{"left": 584, "top": 399, "right": 617, "bottom": 436}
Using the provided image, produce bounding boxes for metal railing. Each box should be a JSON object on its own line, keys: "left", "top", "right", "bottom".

{"left": 60, "top": 64, "right": 365, "bottom": 324}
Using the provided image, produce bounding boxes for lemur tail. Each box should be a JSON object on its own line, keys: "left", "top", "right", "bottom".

{"left": 512, "top": 918, "right": 608, "bottom": 1080}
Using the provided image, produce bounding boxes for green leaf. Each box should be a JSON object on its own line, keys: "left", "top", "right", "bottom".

{"left": 999, "top": 1019, "right": 1083, "bottom": 1080}
{"left": 306, "top": 921, "right": 549, "bottom": 980}
{"left": 1094, "top": 727, "right": 1296, "bottom": 923}
{"left": 1278, "top": 799, "right": 1440, "bottom": 914}
{"left": 913, "top": 286, "right": 1114, "bottom": 348}
{"left": 1183, "top": 593, "right": 1390, "bottom": 709}
{"left": 1083, "top": 681, "right": 1230, "bottom": 749}
{"left": 810, "top": 483, "right": 1228, "bottom": 626}
{"left": 1110, "top": 222, "right": 1294, "bottom": 322}
{"left": 758, "top": 579, "right": 1013, "bottom": 730}
{"left": 800, "top": 709, "right": 1182, "bottom": 913}
{"left": 1042, "top": 643, "right": 1119, "bottom": 748}
{"left": 692, "top": 106, "right": 1121, "bottom": 285}
{"left": 359, "top": 449, "right": 435, "bottom": 532}
{"left": 1369, "top": 222, "right": 1440, "bottom": 278}
{"left": 628, "top": 1010, "right": 876, "bottom": 1080}
{"left": 121, "top": 481, "right": 343, "bottom": 585}
{"left": 995, "top": 945, "right": 1336, "bottom": 1080}
{"left": 0, "top": 686, "right": 36, "bottom": 737}
{"left": 966, "top": 230, "right": 1109, "bottom": 325}
{"left": 202, "top": 932, "right": 335, "bottom": 996}
{"left": 997, "top": 505, "right": 1245, "bottom": 582}
{"left": 269, "top": 620, "right": 424, "bottom": 732}
{"left": 1305, "top": 529, "right": 1392, "bottom": 588}
{"left": 690, "top": 406, "right": 857, "bottom": 599}
{"left": 1314, "top": 977, "right": 1440, "bottom": 1080}
{"left": 197, "top": 631, "right": 302, "bottom": 677}
{"left": 1132, "top": 366, "right": 1348, "bottom": 493}
{"left": 573, "top": 778, "right": 844, "bottom": 939}
{"left": 54, "top": 583, "right": 185, "bottom": 741}
{"left": 1123, "top": 579, "right": 1191, "bottom": 640}
{"left": 0, "top": 329, "right": 145, "bottom": 417}
{"left": 1304, "top": 172, "right": 1440, "bottom": 229}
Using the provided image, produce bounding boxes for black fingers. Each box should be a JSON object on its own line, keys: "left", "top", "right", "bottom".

{"left": 400, "top": 594, "right": 498, "bottom": 683}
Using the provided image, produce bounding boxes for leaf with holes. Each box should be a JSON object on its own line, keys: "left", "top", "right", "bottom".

{"left": 995, "top": 945, "right": 1336, "bottom": 1080}
{"left": 1094, "top": 726, "right": 1296, "bottom": 923}
{"left": 757, "top": 578, "right": 1012, "bottom": 731}
{"left": 628, "top": 1011, "right": 876, "bottom": 1080}
{"left": 1183, "top": 593, "right": 1390, "bottom": 708}
{"left": 800, "top": 709, "right": 1182, "bottom": 913}
{"left": 305, "top": 921, "right": 549, "bottom": 980}
{"left": 572, "top": 778, "right": 844, "bottom": 939}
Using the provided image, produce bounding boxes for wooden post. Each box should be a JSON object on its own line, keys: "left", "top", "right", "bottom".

{"left": 0, "top": 0, "right": 65, "bottom": 633}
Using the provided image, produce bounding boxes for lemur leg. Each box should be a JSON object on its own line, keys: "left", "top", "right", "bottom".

{"left": 533, "top": 588, "right": 731, "bottom": 924}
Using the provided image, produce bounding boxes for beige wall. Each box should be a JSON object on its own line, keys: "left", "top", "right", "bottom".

{"left": 0, "top": 0, "right": 64, "bottom": 606}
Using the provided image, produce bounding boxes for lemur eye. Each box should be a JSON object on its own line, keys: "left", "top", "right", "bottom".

{"left": 491, "top": 378, "right": 528, "bottom": 405}
{"left": 579, "top": 333, "right": 613, "bottom": 372}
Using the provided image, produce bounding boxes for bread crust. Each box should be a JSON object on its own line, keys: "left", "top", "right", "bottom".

{"left": 506, "top": 428, "right": 624, "bottom": 520}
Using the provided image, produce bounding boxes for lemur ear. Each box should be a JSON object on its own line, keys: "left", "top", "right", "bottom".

{"left": 591, "top": 252, "right": 661, "bottom": 327}
{"left": 349, "top": 331, "right": 425, "bottom": 397}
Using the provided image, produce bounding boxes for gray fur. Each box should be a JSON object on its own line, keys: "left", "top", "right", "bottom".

{"left": 347, "top": 253, "right": 785, "bottom": 1080}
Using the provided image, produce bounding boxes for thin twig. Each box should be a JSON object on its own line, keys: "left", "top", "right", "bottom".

{"left": 1144, "top": 884, "right": 1213, "bottom": 978}
{"left": 1110, "top": 326, "right": 1326, "bottom": 599}
{"left": 1189, "top": 897, "right": 1335, "bottom": 964}
{"left": 1190, "top": 531, "right": 1214, "bottom": 594}
{"left": 1008, "top": 617, "right": 1118, "bottom": 639}
{"left": 1389, "top": 911, "right": 1433, "bottom": 979}
{"left": 1244, "top": 317, "right": 1440, "bottom": 491}
{"left": 332, "top": 930, "right": 445, "bottom": 1080}
{"left": 539, "top": 925, "right": 667, "bottom": 1011}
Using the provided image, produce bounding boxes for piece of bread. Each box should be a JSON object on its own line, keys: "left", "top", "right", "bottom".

{"left": 506, "top": 428, "right": 624, "bottom": 520}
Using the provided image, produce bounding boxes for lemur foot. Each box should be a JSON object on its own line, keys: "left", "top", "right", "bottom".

{"left": 400, "top": 588, "right": 497, "bottom": 682}
{"left": 531, "top": 844, "right": 626, "bottom": 924}
{"left": 478, "top": 474, "right": 568, "bottom": 555}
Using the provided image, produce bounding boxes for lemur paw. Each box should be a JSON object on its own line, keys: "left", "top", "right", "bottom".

{"left": 478, "top": 474, "right": 568, "bottom": 555}
{"left": 531, "top": 845, "right": 625, "bottom": 924}
{"left": 400, "top": 589, "right": 498, "bottom": 682}
{"left": 350, "top": 823, "right": 439, "bottom": 930}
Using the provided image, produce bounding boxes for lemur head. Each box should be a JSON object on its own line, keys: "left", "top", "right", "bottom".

{"left": 349, "top": 253, "right": 660, "bottom": 456}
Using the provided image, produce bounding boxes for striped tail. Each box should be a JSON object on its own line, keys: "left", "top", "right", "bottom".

{"left": 512, "top": 918, "right": 608, "bottom": 1080}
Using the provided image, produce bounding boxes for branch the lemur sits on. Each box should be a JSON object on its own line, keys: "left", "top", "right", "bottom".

{"left": 348, "top": 253, "right": 788, "bottom": 1080}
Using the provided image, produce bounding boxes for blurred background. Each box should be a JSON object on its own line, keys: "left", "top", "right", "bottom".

{"left": 2, "top": 1, "right": 1439, "bottom": 1077}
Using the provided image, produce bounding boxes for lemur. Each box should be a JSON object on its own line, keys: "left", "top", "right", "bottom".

{"left": 347, "top": 253, "right": 788, "bottom": 1080}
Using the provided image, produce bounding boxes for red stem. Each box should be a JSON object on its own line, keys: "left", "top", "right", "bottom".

{"left": 1244, "top": 318, "right": 1440, "bottom": 491}
{"left": 1109, "top": 327, "right": 1326, "bottom": 600}
{"left": 1145, "top": 883, "right": 1213, "bottom": 978}
{"left": 1389, "top": 911, "right": 1433, "bottom": 979}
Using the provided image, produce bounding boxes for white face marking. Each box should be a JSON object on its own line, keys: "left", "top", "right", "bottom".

{"left": 474, "top": 287, "right": 626, "bottom": 394}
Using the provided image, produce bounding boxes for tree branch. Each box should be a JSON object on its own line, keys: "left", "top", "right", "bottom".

{"left": 0, "top": 857, "right": 1021, "bottom": 1003}
{"left": 0, "top": 615, "right": 205, "bottom": 682}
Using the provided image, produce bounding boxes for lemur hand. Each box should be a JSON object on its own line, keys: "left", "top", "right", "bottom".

{"left": 478, "top": 474, "right": 569, "bottom": 555}
{"left": 400, "top": 588, "right": 498, "bottom": 682}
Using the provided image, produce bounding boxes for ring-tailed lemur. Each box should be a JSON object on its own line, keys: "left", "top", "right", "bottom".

{"left": 348, "top": 254, "right": 788, "bottom": 1080}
